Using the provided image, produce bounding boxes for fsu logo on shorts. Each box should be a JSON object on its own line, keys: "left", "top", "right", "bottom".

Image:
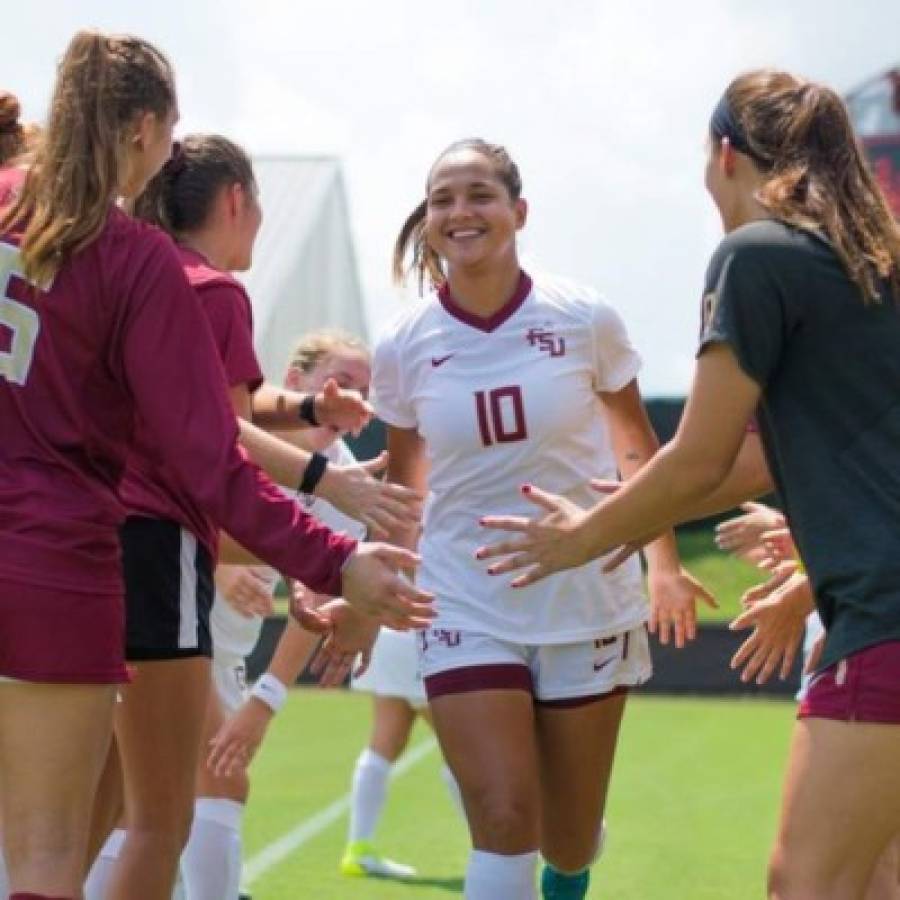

{"left": 526, "top": 327, "right": 566, "bottom": 357}
{"left": 420, "top": 629, "right": 462, "bottom": 652}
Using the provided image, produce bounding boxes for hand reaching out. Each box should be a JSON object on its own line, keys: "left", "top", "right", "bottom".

{"left": 729, "top": 561, "right": 813, "bottom": 684}
{"left": 317, "top": 452, "right": 422, "bottom": 539}
{"left": 715, "top": 502, "right": 786, "bottom": 565}
{"left": 313, "top": 378, "right": 373, "bottom": 436}
{"left": 309, "top": 600, "right": 380, "bottom": 687}
{"left": 647, "top": 568, "right": 718, "bottom": 649}
{"left": 215, "top": 565, "right": 276, "bottom": 618}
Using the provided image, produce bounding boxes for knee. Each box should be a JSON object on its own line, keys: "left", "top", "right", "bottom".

{"left": 542, "top": 838, "right": 595, "bottom": 875}
{"left": 543, "top": 818, "right": 605, "bottom": 875}
{"left": 128, "top": 804, "right": 196, "bottom": 858}
{"left": 370, "top": 728, "right": 410, "bottom": 762}
{"left": 467, "top": 788, "right": 538, "bottom": 853}
{"left": 211, "top": 768, "right": 250, "bottom": 804}
{"left": 5, "top": 821, "right": 83, "bottom": 865}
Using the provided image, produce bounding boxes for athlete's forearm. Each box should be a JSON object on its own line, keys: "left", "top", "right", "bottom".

{"left": 676, "top": 432, "right": 773, "bottom": 522}
{"left": 218, "top": 532, "right": 264, "bottom": 565}
{"left": 589, "top": 436, "right": 774, "bottom": 558}
{"left": 383, "top": 426, "right": 428, "bottom": 578}
{"left": 237, "top": 418, "right": 312, "bottom": 488}
{"left": 250, "top": 383, "right": 314, "bottom": 430}
{"left": 604, "top": 384, "right": 680, "bottom": 572}
{"left": 266, "top": 613, "right": 321, "bottom": 687}
{"left": 576, "top": 439, "right": 731, "bottom": 562}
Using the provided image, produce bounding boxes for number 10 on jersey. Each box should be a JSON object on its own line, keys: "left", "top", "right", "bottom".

{"left": 474, "top": 386, "right": 527, "bottom": 446}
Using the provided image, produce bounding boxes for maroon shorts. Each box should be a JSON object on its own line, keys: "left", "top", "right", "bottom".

{"left": 799, "top": 640, "right": 900, "bottom": 724}
{"left": 0, "top": 577, "right": 128, "bottom": 683}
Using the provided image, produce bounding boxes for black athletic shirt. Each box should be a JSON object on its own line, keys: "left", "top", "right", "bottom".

{"left": 698, "top": 219, "right": 900, "bottom": 670}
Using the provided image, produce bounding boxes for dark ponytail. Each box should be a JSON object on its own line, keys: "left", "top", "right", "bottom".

{"left": 132, "top": 133, "right": 255, "bottom": 236}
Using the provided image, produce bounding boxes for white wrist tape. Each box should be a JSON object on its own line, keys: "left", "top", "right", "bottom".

{"left": 250, "top": 672, "right": 288, "bottom": 714}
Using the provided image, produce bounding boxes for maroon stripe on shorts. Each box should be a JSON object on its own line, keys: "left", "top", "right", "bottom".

{"left": 425, "top": 664, "right": 533, "bottom": 700}
{"left": 536, "top": 686, "right": 628, "bottom": 709}
{"left": 799, "top": 639, "right": 900, "bottom": 724}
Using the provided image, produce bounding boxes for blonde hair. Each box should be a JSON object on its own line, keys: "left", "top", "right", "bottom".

{"left": 0, "top": 31, "right": 175, "bottom": 285}
{"left": 723, "top": 69, "right": 900, "bottom": 302}
{"left": 287, "top": 329, "right": 369, "bottom": 375}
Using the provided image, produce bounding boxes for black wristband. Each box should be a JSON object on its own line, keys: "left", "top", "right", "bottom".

{"left": 298, "top": 393, "right": 319, "bottom": 427}
{"left": 298, "top": 452, "right": 328, "bottom": 495}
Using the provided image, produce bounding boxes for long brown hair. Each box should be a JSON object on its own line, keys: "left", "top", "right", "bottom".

{"left": 392, "top": 138, "right": 523, "bottom": 292}
{"left": 0, "top": 31, "right": 175, "bottom": 285}
{"left": 722, "top": 69, "right": 900, "bottom": 302}
{"left": 132, "top": 133, "right": 255, "bottom": 236}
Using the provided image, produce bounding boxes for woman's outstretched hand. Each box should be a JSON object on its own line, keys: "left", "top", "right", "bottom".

{"left": 476, "top": 484, "right": 594, "bottom": 588}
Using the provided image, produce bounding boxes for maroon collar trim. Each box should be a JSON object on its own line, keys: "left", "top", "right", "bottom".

{"left": 437, "top": 271, "right": 533, "bottom": 333}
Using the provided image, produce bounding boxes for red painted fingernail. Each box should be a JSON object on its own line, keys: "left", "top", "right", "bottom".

{"left": 479, "top": 518, "right": 487, "bottom": 525}
{"left": 487, "top": 567, "right": 497, "bottom": 576}
{"left": 522, "top": 484, "right": 532, "bottom": 494}
{"left": 474, "top": 549, "right": 485, "bottom": 559}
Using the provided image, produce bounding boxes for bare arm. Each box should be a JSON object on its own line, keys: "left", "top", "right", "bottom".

{"left": 479, "top": 344, "right": 762, "bottom": 586}
{"left": 266, "top": 613, "right": 322, "bottom": 687}
{"left": 574, "top": 345, "right": 761, "bottom": 556}
{"left": 600, "top": 380, "right": 680, "bottom": 571}
{"left": 600, "top": 431, "right": 774, "bottom": 556}
{"left": 384, "top": 425, "right": 429, "bottom": 555}
{"left": 251, "top": 379, "right": 372, "bottom": 434}
{"left": 682, "top": 430, "right": 772, "bottom": 521}
{"left": 600, "top": 380, "right": 717, "bottom": 645}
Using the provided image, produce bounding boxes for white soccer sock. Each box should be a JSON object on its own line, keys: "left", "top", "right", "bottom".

{"left": 84, "top": 828, "right": 126, "bottom": 900}
{"left": 465, "top": 849, "right": 538, "bottom": 900}
{"left": 440, "top": 764, "right": 465, "bottom": 819}
{"left": 0, "top": 847, "right": 8, "bottom": 900}
{"left": 348, "top": 748, "right": 392, "bottom": 843}
{"left": 181, "top": 798, "right": 244, "bottom": 900}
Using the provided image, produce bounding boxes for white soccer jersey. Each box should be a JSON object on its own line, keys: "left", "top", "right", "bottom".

{"left": 372, "top": 271, "right": 648, "bottom": 644}
{"left": 211, "top": 439, "right": 367, "bottom": 660}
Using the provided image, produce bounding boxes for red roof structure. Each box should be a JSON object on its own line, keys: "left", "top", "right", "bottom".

{"left": 846, "top": 68, "right": 900, "bottom": 215}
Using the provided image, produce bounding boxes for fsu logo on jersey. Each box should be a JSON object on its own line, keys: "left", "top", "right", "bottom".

{"left": 526, "top": 327, "right": 566, "bottom": 357}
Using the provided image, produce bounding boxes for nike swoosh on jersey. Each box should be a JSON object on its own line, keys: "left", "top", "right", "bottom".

{"left": 593, "top": 656, "right": 616, "bottom": 673}
{"left": 431, "top": 354, "right": 455, "bottom": 367}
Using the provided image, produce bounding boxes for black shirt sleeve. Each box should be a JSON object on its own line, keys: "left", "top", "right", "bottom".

{"left": 697, "top": 232, "right": 790, "bottom": 388}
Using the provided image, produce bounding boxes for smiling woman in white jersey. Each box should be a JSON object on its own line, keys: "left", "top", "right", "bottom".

{"left": 373, "top": 138, "right": 714, "bottom": 900}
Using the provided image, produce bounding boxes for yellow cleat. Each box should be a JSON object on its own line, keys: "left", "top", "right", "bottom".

{"left": 340, "top": 840, "right": 417, "bottom": 879}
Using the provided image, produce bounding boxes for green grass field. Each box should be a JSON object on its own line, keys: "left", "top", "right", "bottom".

{"left": 243, "top": 691, "right": 794, "bottom": 899}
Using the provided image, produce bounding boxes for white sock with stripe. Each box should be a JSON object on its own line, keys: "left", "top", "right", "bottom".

{"left": 348, "top": 748, "right": 392, "bottom": 843}
{"left": 84, "top": 828, "right": 126, "bottom": 900}
{"left": 465, "top": 849, "right": 538, "bottom": 900}
{"left": 180, "top": 798, "right": 244, "bottom": 900}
